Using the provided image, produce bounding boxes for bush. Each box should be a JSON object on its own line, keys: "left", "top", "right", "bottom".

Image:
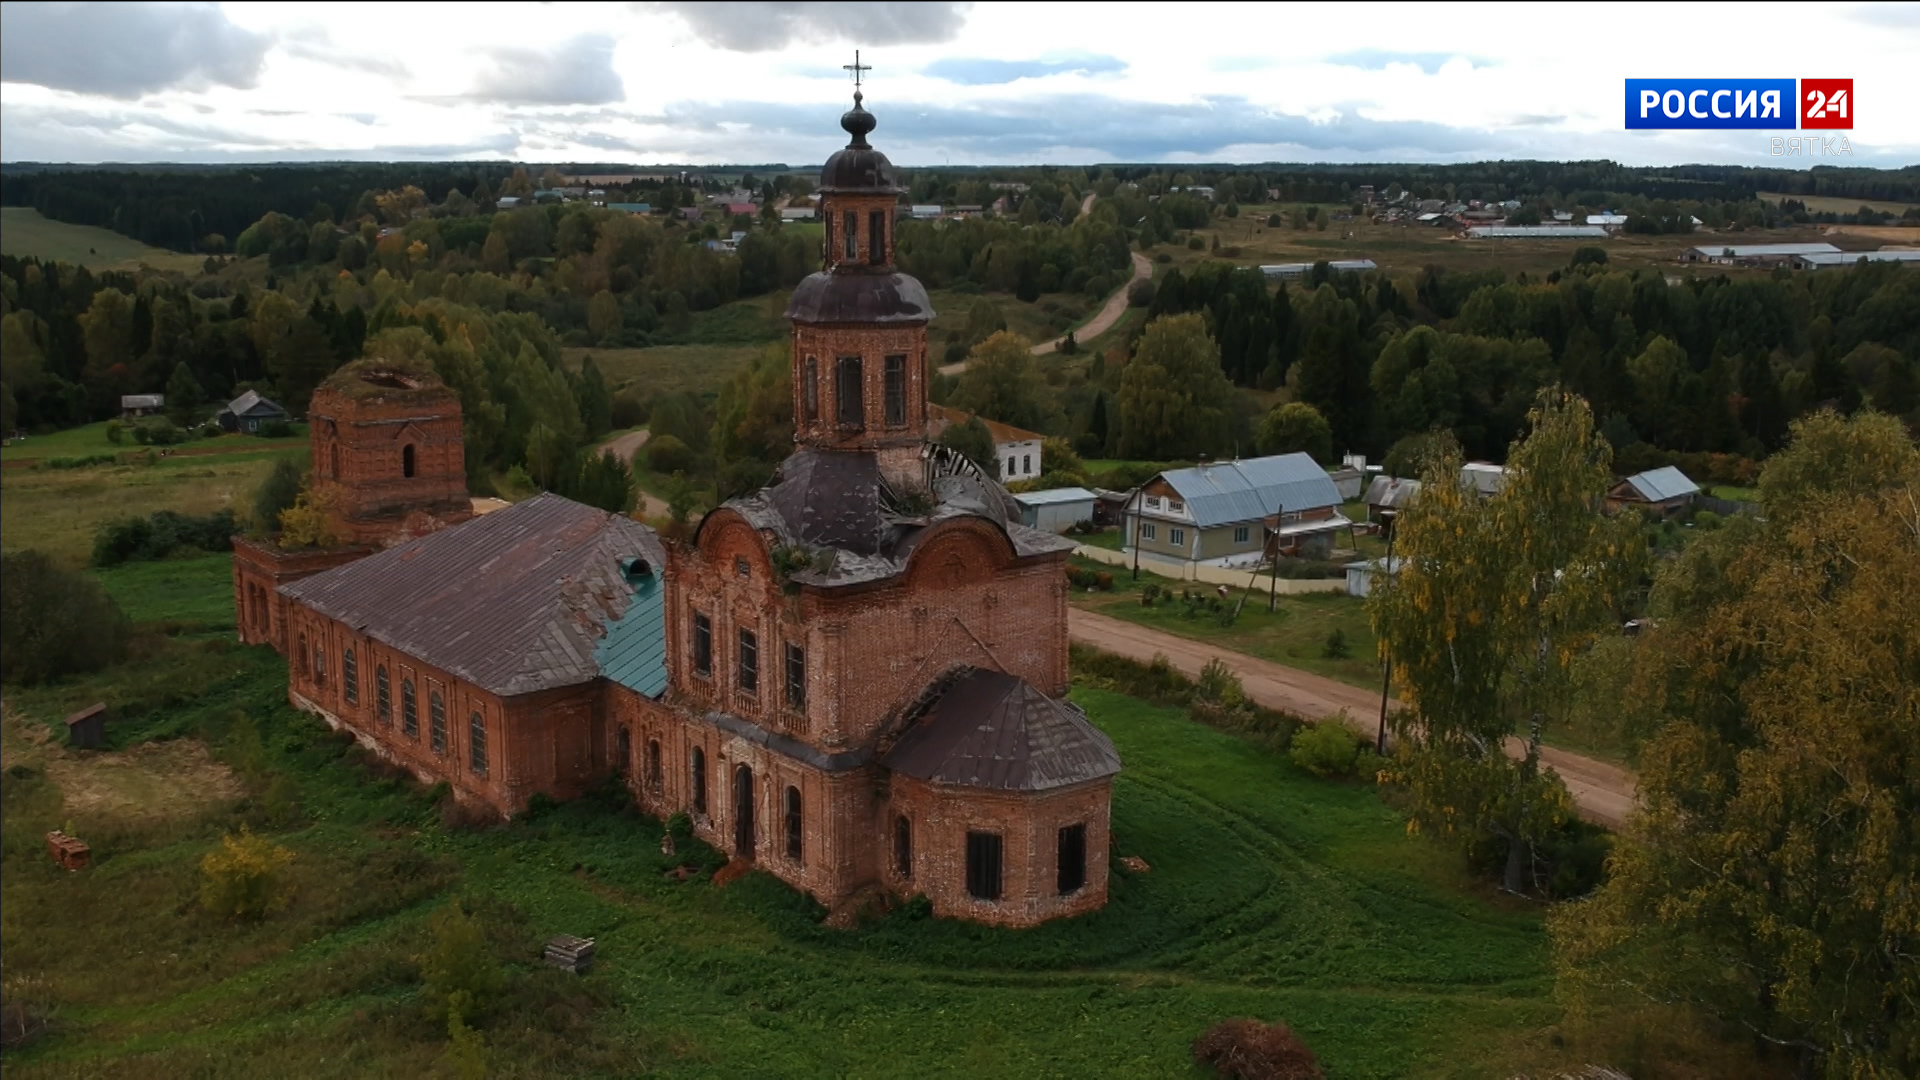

{"left": 609, "top": 392, "right": 649, "bottom": 431}
{"left": 1187, "top": 235, "right": 1206, "bottom": 250}
{"left": 92, "top": 509, "right": 239, "bottom": 566}
{"left": 0, "top": 550, "right": 132, "bottom": 684}
{"left": 1289, "top": 718, "right": 1364, "bottom": 779}
{"left": 1320, "top": 628, "right": 1350, "bottom": 660}
{"left": 645, "top": 433, "right": 694, "bottom": 474}
{"left": 105, "top": 420, "right": 125, "bottom": 444}
{"left": 252, "top": 457, "right": 303, "bottom": 533}
{"left": 1266, "top": 213, "right": 1282, "bottom": 227}
{"left": 257, "top": 419, "right": 294, "bottom": 438}
{"left": 132, "top": 418, "right": 185, "bottom": 446}
{"left": 44, "top": 454, "right": 117, "bottom": 469}
{"left": 199, "top": 827, "right": 295, "bottom": 920}
{"left": 417, "top": 901, "right": 507, "bottom": 1026}
{"left": 1192, "top": 1018, "right": 1324, "bottom": 1080}
{"left": 1195, "top": 658, "right": 1246, "bottom": 708}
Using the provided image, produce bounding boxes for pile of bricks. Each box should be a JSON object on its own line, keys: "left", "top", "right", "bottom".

{"left": 45, "top": 831, "right": 90, "bottom": 871}
{"left": 542, "top": 934, "right": 594, "bottom": 974}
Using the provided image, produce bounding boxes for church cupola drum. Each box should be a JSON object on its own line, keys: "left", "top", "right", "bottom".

{"left": 785, "top": 61, "right": 935, "bottom": 486}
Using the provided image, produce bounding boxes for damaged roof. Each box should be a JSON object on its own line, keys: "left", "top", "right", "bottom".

{"left": 785, "top": 272, "right": 933, "bottom": 324}
{"left": 718, "top": 447, "right": 1075, "bottom": 588}
{"left": 884, "top": 668, "right": 1121, "bottom": 792}
{"left": 281, "top": 493, "right": 666, "bottom": 697}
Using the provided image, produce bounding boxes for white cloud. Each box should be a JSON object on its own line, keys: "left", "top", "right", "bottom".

{"left": 0, "top": 1, "right": 1915, "bottom": 166}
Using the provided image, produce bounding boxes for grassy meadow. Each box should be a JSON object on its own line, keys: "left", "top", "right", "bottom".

{"left": 0, "top": 424, "right": 307, "bottom": 568}
{"left": 0, "top": 207, "right": 206, "bottom": 273}
{"left": 0, "top": 552, "right": 1588, "bottom": 1078}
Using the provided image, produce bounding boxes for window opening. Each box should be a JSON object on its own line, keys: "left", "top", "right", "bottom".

{"left": 785, "top": 644, "right": 806, "bottom": 710}
{"left": 1057, "top": 823, "right": 1087, "bottom": 894}
{"left": 883, "top": 355, "right": 906, "bottom": 426}
{"left": 692, "top": 612, "right": 712, "bottom": 676}
{"left": 402, "top": 444, "right": 416, "bottom": 478}
{"left": 784, "top": 786, "right": 803, "bottom": 861}
{"left": 343, "top": 647, "right": 359, "bottom": 704}
{"left": 691, "top": 747, "right": 707, "bottom": 813}
{"left": 965, "top": 831, "right": 1003, "bottom": 900}
{"left": 469, "top": 712, "right": 488, "bottom": 776}
{"left": 402, "top": 679, "right": 418, "bottom": 738}
{"left": 836, "top": 357, "right": 863, "bottom": 427}
{"left": 429, "top": 691, "right": 447, "bottom": 754}
{"left": 894, "top": 815, "right": 913, "bottom": 879}
{"left": 738, "top": 629, "right": 759, "bottom": 694}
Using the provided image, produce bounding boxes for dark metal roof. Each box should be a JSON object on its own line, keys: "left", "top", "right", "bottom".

{"left": 817, "top": 93, "right": 901, "bottom": 193}
{"left": 222, "top": 390, "right": 286, "bottom": 418}
{"left": 717, "top": 447, "right": 1073, "bottom": 588}
{"left": 883, "top": 668, "right": 1121, "bottom": 792}
{"left": 706, "top": 712, "right": 873, "bottom": 772}
{"left": 785, "top": 271, "right": 932, "bottom": 324}
{"left": 280, "top": 493, "right": 666, "bottom": 697}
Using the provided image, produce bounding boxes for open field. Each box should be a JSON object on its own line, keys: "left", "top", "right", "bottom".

{"left": 2, "top": 420, "right": 307, "bottom": 463}
{"left": 0, "top": 207, "right": 207, "bottom": 273}
{"left": 0, "top": 444, "right": 304, "bottom": 566}
{"left": 1818, "top": 224, "right": 1920, "bottom": 245}
{"left": 564, "top": 343, "right": 766, "bottom": 400}
{"left": 1760, "top": 191, "right": 1919, "bottom": 216}
{"left": 927, "top": 287, "right": 1090, "bottom": 347}
{"left": 1180, "top": 207, "right": 1865, "bottom": 281}
{"left": 0, "top": 552, "right": 1567, "bottom": 1077}
{"left": 1069, "top": 560, "right": 1383, "bottom": 690}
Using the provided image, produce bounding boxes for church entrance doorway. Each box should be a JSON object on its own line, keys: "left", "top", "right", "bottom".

{"left": 733, "top": 765, "right": 755, "bottom": 857}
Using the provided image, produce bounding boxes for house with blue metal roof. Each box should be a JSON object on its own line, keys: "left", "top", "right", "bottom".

{"left": 1122, "top": 453, "right": 1349, "bottom": 569}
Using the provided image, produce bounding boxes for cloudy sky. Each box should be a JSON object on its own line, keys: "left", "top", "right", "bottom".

{"left": 3, "top": 1, "right": 1918, "bottom": 167}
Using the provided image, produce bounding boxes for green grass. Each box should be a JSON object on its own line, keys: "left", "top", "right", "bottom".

{"left": 0, "top": 564, "right": 1560, "bottom": 1078}
{"left": 2, "top": 420, "right": 306, "bottom": 462}
{"left": 1073, "top": 568, "right": 1383, "bottom": 690}
{"left": 563, "top": 343, "right": 766, "bottom": 400}
{"left": 90, "top": 553, "right": 238, "bottom": 629}
{"left": 1705, "top": 484, "right": 1758, "bottom": 502}
{"left": 1, "top": 442, "right": 307, "bottom": 567}
{"left": 926, "top": 288, "right": 1090, "bottom": 348}
{"left": 0, "top": 207, "right": 207, "bottom": 273}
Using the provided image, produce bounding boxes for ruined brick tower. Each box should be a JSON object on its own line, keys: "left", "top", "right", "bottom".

{"left": 306, "top": 361, "right": 471, "bottom": 546}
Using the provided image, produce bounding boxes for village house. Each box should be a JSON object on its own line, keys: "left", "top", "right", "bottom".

{"left": 120, "top": 393, "right": 164, "bottom": 419}
{"left": 236, "top": 89, "right": 1118, "bottom": 929}
{"left": 1012, "top": 487, "right": 1098, "bottom": 533}
{"left": 1607, "top": 465, "right": 1700, "bottom": 518}
{"left": 929, "top": 405, "right": 1045, "bottom": 481}
{"left": 1362, "top": 475, "right": 1420, "bottom": 526}
{"left": 216, "top": 390, "right": 288, "bottom": 433}
{"left": 1123, "top": 454, "right": 1348, "bottom": 570}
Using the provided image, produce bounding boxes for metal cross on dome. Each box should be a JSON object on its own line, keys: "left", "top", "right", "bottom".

{"left": 844, "top": 50, "right": 871, "bottom": 91}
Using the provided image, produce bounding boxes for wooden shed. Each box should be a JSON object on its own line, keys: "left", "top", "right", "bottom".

{"left": 64, "top": 702, "right": 108, "bottom": 750}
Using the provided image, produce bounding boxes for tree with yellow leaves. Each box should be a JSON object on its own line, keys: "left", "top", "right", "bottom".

{"left": 199, "top": 827, "right": 294, "bottom": 920}
{"left": 1551, "top": 410, "right": 1919, "bottom": 1078}
{"left": 1369, "top": 390, "right": 1643, "bottom": 893}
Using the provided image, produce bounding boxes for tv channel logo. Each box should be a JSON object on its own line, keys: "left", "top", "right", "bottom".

{"left": 1625, "top": 79, "right": 1852, "bottom": 130}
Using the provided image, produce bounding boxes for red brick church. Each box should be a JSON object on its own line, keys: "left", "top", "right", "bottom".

{"left": 233, "top": 88, "right": 1119, "bottom": 927}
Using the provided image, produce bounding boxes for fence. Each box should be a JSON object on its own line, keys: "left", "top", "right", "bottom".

{"left": 1074, "top": 545, "right": 1347, "bottom": 594}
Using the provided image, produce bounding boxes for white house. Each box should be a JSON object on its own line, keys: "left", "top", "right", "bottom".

{"left": 929, "top": 405, "right": 1045, "bottom": 481}
{"left": 909, "top": 205, "right": 943, "bottom": 220}
{"left": 1344, "top": 556, "right": 1405, "bottom": 598}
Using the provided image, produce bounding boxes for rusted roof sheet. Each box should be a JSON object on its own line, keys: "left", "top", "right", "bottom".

{"left": 280, "top": 493, "right": 666, "bottom": 697}
{"left": 785, "top": 272, "right": 933, "bottom": 324}
{"left": 884, "top": 668, "right": 1121, "bottom": 792}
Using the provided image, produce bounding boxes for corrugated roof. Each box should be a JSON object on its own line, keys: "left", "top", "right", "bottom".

{"left": 1691, "top": 242, "right": 1839, "bottom": 258}
{"left": 1154, "top": 454, "right": 1340, "bottom": 528}
{"left": 1468, "top": 225, "right": 1609, "bottom": 238}
{"left": 223, "top": 390, "right": 285, "bottom": 417}
{"left": 883, "top": 668, "right": 1121, "bottom": 792}
{"left": 1363, "top": 475, "right": 1422, "bottom": 508}
{"left": 121, "top": 394, "right": 164, "bottom": 408}
{"left": 1796, "top": 250, "right": 1920, "bottom": 266}
{"left": 1013, "top": 487, "right": 1096, "bottom": 507}
{"left": 1625, "top": 466, "right": 1699, "bottom": 503}
{"left": 281, "top": 493, "right": 665, "bottom": 697}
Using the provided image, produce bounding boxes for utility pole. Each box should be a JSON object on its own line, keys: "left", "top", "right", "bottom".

{"left": 1375, "top": 510, "right": 1396, "bottom": 755}
{"left": 1267, "top": 500, "right": 1283, "bottom": 612}
{"left": 1130, "top": 496, "right": 1141, "bottom": 581}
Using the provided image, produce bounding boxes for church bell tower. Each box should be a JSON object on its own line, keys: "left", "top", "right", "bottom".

{"left": 784, "top": 55, "right": 936, "bottom": 489}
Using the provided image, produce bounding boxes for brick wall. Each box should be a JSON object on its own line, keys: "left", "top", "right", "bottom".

{"left": 283, "top": 602, "right": 603, "bottom": 816}
{"left": 790, "top": 323, "right": 931, "bottom": 456}
{"left": 307, "top": 380, "right": 470, "bottom": 545}
{"left": 888, "top": 774, "right": 1112, "bottom": 927}
{"left": 232, "top": 537, "right": 374, "bottom": 652}
{"left": 667, "top": 513, "right": 1070, "bottom": 755}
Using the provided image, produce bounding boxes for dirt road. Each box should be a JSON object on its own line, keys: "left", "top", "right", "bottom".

{"left": 596, "top": 429, "right": 671, "bottom": 519}
{"left": 938, "top": 251, "right": 1153, "bottom": 375}
{"left": 1067, "top": 608, "right": 1638, "bottom": 828}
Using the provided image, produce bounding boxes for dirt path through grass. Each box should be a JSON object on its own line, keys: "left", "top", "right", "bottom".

{"left": 1069, "top": 609, "right": 1637, "bottom": 828}
{"left": 939, "top": 251, "right": 1153, "bottom": 374}
{"left": 595, "top": 429, "right": 670, "bottom": 518}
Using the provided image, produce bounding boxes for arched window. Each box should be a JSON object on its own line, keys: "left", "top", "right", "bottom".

{"left": 429, "top": 691, "right": 447, "bottom": 754}
{"left": 690, "top": 747, "right": 707, "bottom": 814}
{"left": 329, "top": 443, "right": 341, "bottom": 478}
{"left": 376, "top": 666, "right": 392, "bottom": 723}
{"left": 784, "top": 785, "right": 803, "bottom": 862}
{"left": 297, "top": 635, "right": 309, "bottom": 678}
{"left": 342, "top": 647, "right": 359, "bottom": 705}
{"left": 401, "top": 679, "right": 418, "bottom": 737}
{"left": 402, "top": 444, "right": 416, "bottom": 479}
{"left": 313, "top": 642, "right": 326, "bottom": 687}
{"left": 615, "top": 725, "right": 631, "bottom": 775}
{"left": 1057, "top": 823, "right": 1087, "bottom": 895}
{"left": 836, "top": 356, "right": 863, "bottom": 427}
{"left": 966, "top": 831, "right": 1002, "bottom": 901}
{"left": 802, "top": 356, "right": 819, "bottom": 422}
{"left": 894, "top": 815, "right": 913, "bottom": 880}
{"left": 646, "top": 740, "right": 662, "bottom": 794}
{"left": 842, "top": 209, "right": 857, "bottom": 261}
{"left": 469, "top": 712, "right": 488, "bottom": 777}
{"left": 869, "top": 210, "right": 886, "bottom": 265}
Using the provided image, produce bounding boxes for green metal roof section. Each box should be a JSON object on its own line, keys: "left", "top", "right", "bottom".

{"left": 595, "top": 564, "right": 668, "bottom": 698}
